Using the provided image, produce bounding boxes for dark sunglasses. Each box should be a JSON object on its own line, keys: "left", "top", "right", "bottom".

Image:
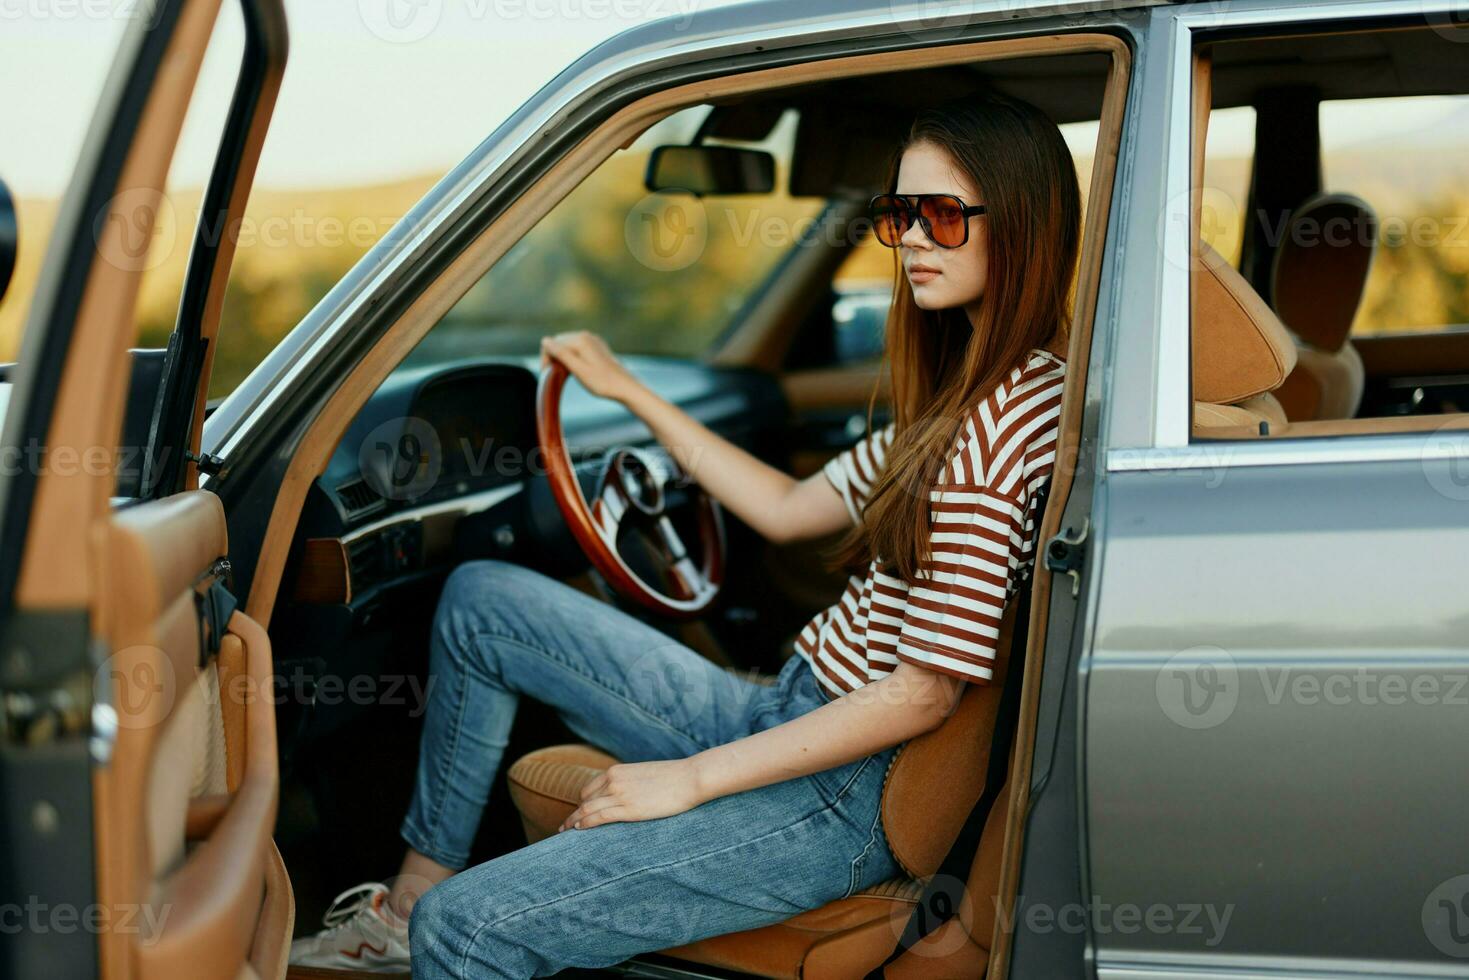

{"left": 869, "top": 193, "right": 987, "bottom": 249}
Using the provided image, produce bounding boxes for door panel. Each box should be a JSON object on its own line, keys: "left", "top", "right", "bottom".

{"left": 98, "top": 491, "right": 282, "bottom": 980}
{"left": 1086, "top": 455, "right": 1469, "bottom": 975}
{"left": 0, "top": 1, "right": 291, "bottom": 977}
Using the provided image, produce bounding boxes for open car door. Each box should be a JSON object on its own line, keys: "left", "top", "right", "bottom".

{"left": 0, "top": 2, "right": 290, "bottom": 978}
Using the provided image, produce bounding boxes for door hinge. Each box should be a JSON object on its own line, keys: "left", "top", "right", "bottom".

{"left": 1044, "top": 518, "right": 1090, "bottom": 598}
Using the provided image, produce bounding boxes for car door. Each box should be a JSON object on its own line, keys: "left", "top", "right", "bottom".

{"left": 1075, "top": 3, "right": 1469, "bottom": 977}
{"left": 0, "top": 2, "right": 290, "bottom": 978}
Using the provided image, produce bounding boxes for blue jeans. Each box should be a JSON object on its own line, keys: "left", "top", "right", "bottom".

{"left": 402, "top": 560, "right": 902, "bottom": 979}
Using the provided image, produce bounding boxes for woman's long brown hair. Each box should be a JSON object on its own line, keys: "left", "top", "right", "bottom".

{"left": 834, "top": 93, "right": 1082, "bottom": 585}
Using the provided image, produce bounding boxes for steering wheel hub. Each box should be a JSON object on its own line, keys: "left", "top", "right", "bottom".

{"left": 609, "top": 449, "right": 666, "bottom": 517}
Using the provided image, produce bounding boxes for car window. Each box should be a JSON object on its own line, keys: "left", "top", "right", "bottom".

{"left": 1320, "top": 94, "right": 1469, "bottom": 337}
{"left": 0, "top": 18, "right": 131, "bottom": 369}
{"left": 821, "top": 232, "right": 894, "bottom": 368}
{"left": 402, "top": 104, "right": 827, "bottom": 368}
{"left": 0, "top": 11, "right": 242, "bottom": 493}
{"left": 1201, "top": 105, "right": 1256, "bottom": 266}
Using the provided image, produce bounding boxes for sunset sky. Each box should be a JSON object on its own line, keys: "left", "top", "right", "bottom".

{"left": 1, "top": 1, "right": 737, "bottom": 197}
{"left": 4, "top": 2, "right": 1464, "bottom": 201}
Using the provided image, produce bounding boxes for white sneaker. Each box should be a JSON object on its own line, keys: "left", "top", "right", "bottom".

{"left": 289, "top": 881, "right": 411, "bottom": 973}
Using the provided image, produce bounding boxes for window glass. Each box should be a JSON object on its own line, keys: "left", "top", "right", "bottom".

{"left": 0, "top": 17, "right": 130, "bottom": 364}
{"left": 403, "top": 104, "right": 826, "bottom": 369}
{"left": 136, "top": 6, "right": 245, "bottom": 350}
{"left": 1202, "top": 106, "right": 1256, "bottom": 265}
{"left": 0, "top": 11, "right": 241, "bottom": 477}
{"left": 1320, "top": 94, "right": 1469, "bottom": 335}
{"left": 827, "top": 227, "right": 894, "bottom": 367}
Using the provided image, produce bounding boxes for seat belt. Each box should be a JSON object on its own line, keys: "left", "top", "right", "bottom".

{"left": 192, "top": 557, "right": 237, "bottom": 667}
{"left": 865, "top": 479, "right": 1051, "bottom": 979}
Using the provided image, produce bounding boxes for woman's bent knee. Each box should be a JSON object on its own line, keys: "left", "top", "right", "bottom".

{"left": 433, "top": 560, "right": 549, "bottom": 653}
{"left": 409, "top": 873, "right": 537, "bottom": 979}
{"left": 409, "top": 882, "right": 484, "bottom": 978}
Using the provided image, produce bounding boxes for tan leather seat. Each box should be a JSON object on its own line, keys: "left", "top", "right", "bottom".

{"left": 1269, "top": 193, "right": 1377, "bottom": 421}
{"left": 506, "top": 597, "right": 1030, "bottom": 978}
{"left": 1192, "top": 239, "right": 1297, "bottom": 432}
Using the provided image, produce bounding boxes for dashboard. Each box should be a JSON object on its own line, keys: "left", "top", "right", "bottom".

{"left": 356, "top": 364, "right": 538, "bottom": 507}
{"left": 284, "top": 356, "right": 787, "bottom": 608}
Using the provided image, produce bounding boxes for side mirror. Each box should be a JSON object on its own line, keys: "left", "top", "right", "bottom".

{"left": 0, "top": 177, "right": 15, "bottom": 307}
{"left": 645, "top": 144, "right": 776, "bottom": 196}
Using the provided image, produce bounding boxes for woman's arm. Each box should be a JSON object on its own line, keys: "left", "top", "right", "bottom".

{"left": 540, "top": 331, "right": 851, "bottom": 545}
{"left": 557, "top": 662, "right": 963, "bottom": 831}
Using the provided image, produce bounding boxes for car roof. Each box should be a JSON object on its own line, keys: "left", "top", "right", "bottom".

{"left": 589, "top": 0, "right": 1167, "bottom": 63}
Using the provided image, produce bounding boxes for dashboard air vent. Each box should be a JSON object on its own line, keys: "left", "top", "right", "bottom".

{"left": 336, "top": 478, "right": 385, "bottom": 519}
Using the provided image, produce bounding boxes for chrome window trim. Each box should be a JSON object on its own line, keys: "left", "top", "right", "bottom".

{"left": 1097, "top": 951, "right": 1469, "bottom": 980}
{"left": 203, "top": 0, "right": 1154, "bottom": 470}
{"left": 1106, "top": 428, "right": 1469, "bottom": 472}
{"left": 1153, "top": 9, "right": 1194, "bottom": 449}
{"left": 1122, "top": 0, "right": 1469, "bottom": 459}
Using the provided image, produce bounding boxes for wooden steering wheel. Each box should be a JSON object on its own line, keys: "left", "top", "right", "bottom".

{"left": 536, "top": 361, "right": 724, "bottom": 619}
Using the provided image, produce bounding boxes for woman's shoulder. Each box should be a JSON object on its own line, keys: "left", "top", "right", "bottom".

{"left": 1019, "top": 345, "right": 1068, "bottom": 383}
{"left": 990, "top": 347, "right": 1066, "bottom": 417}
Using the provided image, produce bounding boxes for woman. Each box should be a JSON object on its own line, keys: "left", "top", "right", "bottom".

{"left": 290, "top": 91, "right": 1080, "bottom": 977}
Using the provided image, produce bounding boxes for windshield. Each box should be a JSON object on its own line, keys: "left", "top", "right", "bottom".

{"left": 403, "top": 104, "right": 828, "bottom": 368}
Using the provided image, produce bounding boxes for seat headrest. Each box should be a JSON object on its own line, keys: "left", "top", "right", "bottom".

{"left": 1270, "top": 193, "right": 1378, "bottom": 352}
{"left": 1193, "top": 240, "right": 1298, "bottom": 405}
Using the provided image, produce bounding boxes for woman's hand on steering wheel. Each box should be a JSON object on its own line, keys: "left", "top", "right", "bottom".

{"left": 540, "top": 331, "right": 643, "bottom": 404}
{"left": 536, "top": 337, "right": 726, "bottom": 619}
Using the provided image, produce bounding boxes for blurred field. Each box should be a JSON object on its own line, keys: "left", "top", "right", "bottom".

{"left": 2, "top": 139, "right": 1464, "bottom": 401}
{"left": 1, "top": 176, "right": 438, "bottom": 396}
{"left": 1204, "top": 149, "right": 1469, "bottom": 335}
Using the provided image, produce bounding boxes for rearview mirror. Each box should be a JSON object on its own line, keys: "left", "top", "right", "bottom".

{"left": 645, "top": 145, "right": 776, "bottom": 196}
{"left": 0, "top": 177, "right": 15, "bottom": 307}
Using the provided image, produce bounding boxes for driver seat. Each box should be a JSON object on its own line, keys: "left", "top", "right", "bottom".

{"left": 506, "top": 593, "right": 1032, "bottom": 978}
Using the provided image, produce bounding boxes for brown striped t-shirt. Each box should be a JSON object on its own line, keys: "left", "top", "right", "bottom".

{"left": 794, "top": 348, "right": 1065, "bottom": 698}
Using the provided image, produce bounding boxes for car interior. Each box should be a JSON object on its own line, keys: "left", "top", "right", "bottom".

{"left": 257, "top": 34, "right": 1127, "bottom": 980}
{"left": 1189, "top": 24, "right": 1469, "bottom": 441}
